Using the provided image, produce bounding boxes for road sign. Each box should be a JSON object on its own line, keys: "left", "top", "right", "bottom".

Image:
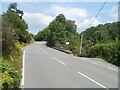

{"left": 66, "top": 42, "right": 69, "bottom": 45}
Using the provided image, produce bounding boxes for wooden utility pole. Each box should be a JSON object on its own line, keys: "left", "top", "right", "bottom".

{"left": 79, "top": 34, "right": 83, "bottom": 54}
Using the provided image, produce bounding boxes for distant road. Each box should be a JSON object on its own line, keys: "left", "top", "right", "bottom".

{"left": 23, "top": 42, "right": 118, "bottom": 88}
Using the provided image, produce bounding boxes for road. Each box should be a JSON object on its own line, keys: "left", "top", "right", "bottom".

{"left": 23, "top": 42, "right": 118, "bottom": 89}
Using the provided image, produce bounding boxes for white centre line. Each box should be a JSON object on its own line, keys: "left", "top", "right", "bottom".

{"left": 77, "top": 72, "right": 109, "bottom": 89}
{"left": 21, "top": 50, "right": 25, "bottom": 88}
{"left": 107, "top": 67, "right": 118, "bottom": 72}
{"left": 52, "top": 57, "right": 66, "bottom": 65}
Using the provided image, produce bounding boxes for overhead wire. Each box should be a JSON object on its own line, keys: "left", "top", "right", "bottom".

{"left": 85, "top": 0, "right": 108, "bottom": 30}
{"left": 79, "top": 0, "right": 108, "bottom": 54}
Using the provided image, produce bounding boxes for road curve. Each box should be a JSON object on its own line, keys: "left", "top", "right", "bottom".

{"left": 23, "top": 42, "right": 118, "bottom": 89}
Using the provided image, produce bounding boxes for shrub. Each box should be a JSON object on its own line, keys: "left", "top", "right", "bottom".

{"left": 88, "top": 39, "right": 119, "bottom": 66}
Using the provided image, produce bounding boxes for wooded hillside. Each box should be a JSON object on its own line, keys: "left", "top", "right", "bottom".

{"left": 80, "top": 21, "right": 120, "bottom": 66}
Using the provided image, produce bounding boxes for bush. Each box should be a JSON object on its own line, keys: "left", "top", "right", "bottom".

{"left": 1, "top": 60, "right": 21, "bottom": 89}
{"left": 88, "top": 39, "right": 120, "bottom": 66}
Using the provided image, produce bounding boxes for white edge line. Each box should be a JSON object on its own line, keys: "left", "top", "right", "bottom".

{"left": 21, "top": 50, "right": 25, "bottom": 88}
{"left": 52, "top": 57, "right": 66, "bottom": 65}
{"left": 107, "top": 67, "right": 118, "bottom": 72}
{"left": 77, "top": 72, "right": 108, "bottom": 89}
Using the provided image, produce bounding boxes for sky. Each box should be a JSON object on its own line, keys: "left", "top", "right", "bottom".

{"left": 1, "top": 1, "right": 118, "bottom": 35}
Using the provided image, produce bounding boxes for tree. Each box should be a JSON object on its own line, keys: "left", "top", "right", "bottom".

{"left": 2, "top": 14, "right": 18, "bottom": 56}
{"left": 8, "top": 3, "right": 24, "bottom": 18}
{"left": 34, "top": 28, "right": 50, "bottom": 41}
{"left": 47, "top": 20, "right": 67, "bottom": 47}
{"left": 79, "top": 21, "right": 120, "bottom": 66}
{"left": 1, "top": 3, "right": 34, "bottom": 89}
{"left": 55, "top": 14, "right": 66, "bottom": 23}
{"left": 2, "top": 3, "right": 33, "bottom": 56}
{"left": 66, "top": 20, "right": 77, "bottom": 35}
{"left": 8, "top": 3, "right": 17, "bottom": 11}
{"left": 16, "top": 9, "right": 24, "bottom": 18}
{"left": 6, "top": 4, "right": 32, "bottom": 43}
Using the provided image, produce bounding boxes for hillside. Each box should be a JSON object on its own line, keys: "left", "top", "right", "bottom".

{"left": 79, "top": 21, "right": 120, "bottom": 66}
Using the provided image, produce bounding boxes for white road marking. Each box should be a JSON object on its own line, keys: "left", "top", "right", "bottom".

{"left": 107, "top": 67, "right": 118, "bottom": 72}
{"left": 52, "top": 57, "right": 66, "bottom": 65}
{"left": 77, "top": 72, "right": 108, "bottom": 89}
{"left": 21, "top": 50, "right": 25, "bottom": 88}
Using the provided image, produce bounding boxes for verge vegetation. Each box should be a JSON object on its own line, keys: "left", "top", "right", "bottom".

{"left": 0, "top": 3, "right": 34, "bottom": 89}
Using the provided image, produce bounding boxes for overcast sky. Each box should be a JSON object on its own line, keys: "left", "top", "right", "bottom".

{"left": 2, "top": 2, "right": 118, "bottom": 34}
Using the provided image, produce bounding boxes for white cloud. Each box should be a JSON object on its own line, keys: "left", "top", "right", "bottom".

{"left": 23, "top": 12, "right": 54, "bottom": 34}
{"left": 23, "top": 5, "right": 102, "bottom": 34}
{"left": 77, "top": 18, "right": 101, "bottom": 32}
{"left": 45, "top": 5, "right": 101, "bottom": 32}
{"left": 46, "top": 5, "right": 87, "bottom": 22}
{"left": 110, "top": 5, "right": 118, "bottom": 20}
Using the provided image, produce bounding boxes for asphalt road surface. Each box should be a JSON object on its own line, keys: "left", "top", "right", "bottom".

{"left": 23, "top": 42, "right": 118, "bottom": 89}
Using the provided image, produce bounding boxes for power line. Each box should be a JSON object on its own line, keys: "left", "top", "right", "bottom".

{"left": 86, "top": 0, "right": 108, "bottom": 30}
{"left": 79, "top": 0, "right": 107, "bottom": 54}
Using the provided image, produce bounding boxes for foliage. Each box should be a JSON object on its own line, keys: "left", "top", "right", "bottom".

{"left": 66, "top": 20, "right": 77, "bottom": 35}
{"left": 80, "top": 22, "right": 120, "bottom": 66}
{"left": 8, "top": 3, "right": 24, "bottom": 18}
{"left": 34, "top": 28, "right": 50, "bottom": 41}
{"left": 35, "top": 13, "right": 78, "bottom": 48}
{"left": 34, "top": 13, "right": 119, "bottom": 67}
{"left": 1, "top": 3, "right": 34, "bottom": 89}
{"left": 47, "top": 20, "right": 67, "bottom": 47}
{"left": 6, "top": 10, "right": 32, "bottom": 43}
{"left": 88, "top": 39, "right": 120, "bottom": 66}
{"left": 1, "top": 58, "right": 22, "bottom": 89}
{"left": 2, "top": 14, "right": 19, "bottom": 57}
{"left": 55, "top": 14, "right": 66, "bottom": 23}
{"left": 67, "top": 35, "right": 80, "bottom": 55}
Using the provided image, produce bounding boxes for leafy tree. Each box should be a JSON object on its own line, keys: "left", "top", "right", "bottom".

{"left": 2, "top": 14, "right": 18, "bottom": 56}
{"left": 55, "top": 14, "right": 66, "bottom": 23}
{"left": 65, "top": 20, "right": 77, "bottom": 35}
{"left": 8, "top": 3, "right": 24, "bottom": 18}
{"left": 34, "top": 28, "right": 50, "bottom": 41}
{"left": 6, "top": 5, "right": 32, "bottom": 43}
{"left": 47, "top": 20, "right": 67, "bottom": 47}
{"left": 8, "top": 3, "right": 17, "bottom": 11}
{"left": 35, "top": 14, "right": 78, "bottom": 49}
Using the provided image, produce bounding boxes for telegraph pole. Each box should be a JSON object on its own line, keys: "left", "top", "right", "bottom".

{"left": 79, "top": 34, "right": 83, "bottom": 54}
